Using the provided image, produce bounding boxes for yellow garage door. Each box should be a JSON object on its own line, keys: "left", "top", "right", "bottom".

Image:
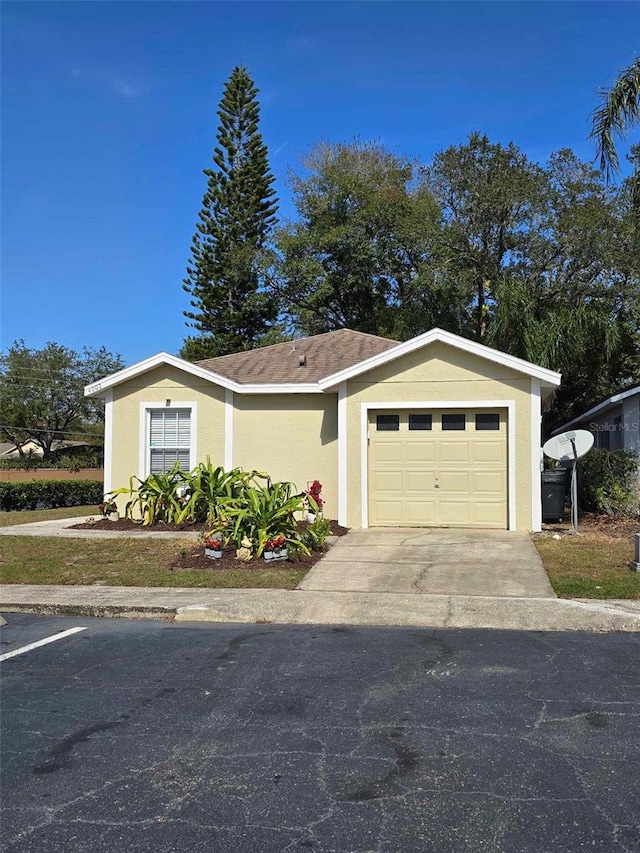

{"left": 369, "top": 409, "right": 508, "bottom": 528}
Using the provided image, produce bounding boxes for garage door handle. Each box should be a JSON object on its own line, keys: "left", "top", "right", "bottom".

{"left": 434, "top": 478, "right": 440, "bottom": 489}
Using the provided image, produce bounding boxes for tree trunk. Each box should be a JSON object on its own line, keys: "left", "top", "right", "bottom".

{"left": 477, "top": 278, "right": 488, "bottom": 338}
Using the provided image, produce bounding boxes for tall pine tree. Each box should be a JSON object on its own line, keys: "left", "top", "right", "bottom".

{"left": 181, "top": 66, "right": 279, "bottom": 360}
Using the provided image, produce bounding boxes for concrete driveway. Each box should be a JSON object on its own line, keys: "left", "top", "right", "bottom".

{"left": 299, "top": 528, "right": 556, "bottom": 598}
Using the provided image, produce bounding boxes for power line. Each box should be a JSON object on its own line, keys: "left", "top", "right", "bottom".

{"left": 0, "top": 425, "right": 103, "bottom": 438}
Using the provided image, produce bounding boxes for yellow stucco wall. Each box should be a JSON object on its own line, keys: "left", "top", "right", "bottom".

{"left": 344, "top": 341, "right": 534, "bottom": 531}
{"left": 233, "top": 394, "right": 339, "bottom": 519}
{"left": 110, "top": 365, "right": 225, "bottom": 509}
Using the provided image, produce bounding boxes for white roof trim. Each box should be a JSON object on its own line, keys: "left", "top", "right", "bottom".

{"left": 84, "top": 352, "right": 323, "bottom": 397}
{"left": 318, "top": 328, "right": 562, "bottom": 389}
{"left": 552, "top": 384, "right": 640, "bottom": 434}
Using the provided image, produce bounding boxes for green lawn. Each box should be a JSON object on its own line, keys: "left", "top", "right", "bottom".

{"left": 0, "top": 505, "right": 100, "bottom": 527}
{"left": 534, "top": 536, "right": 639, "bottom": 599}
{"left": 0, "top": 536, "right": 308, "bottom": 589}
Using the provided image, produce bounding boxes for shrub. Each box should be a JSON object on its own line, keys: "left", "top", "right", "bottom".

{"left": 214, "top": 480, "right": 310, "bottom": 557}
{"left": 113, "top": 464, "right": 190, "bottom": 525}
{"left": 0, "top": 480, "right": 104, "bottom": 511}
{"left": 579, "top": 449, "right": 639, "bottom": 518}
{"left": 113, "top": 461, "right": 258, "bottom": 526}
{"left": 0, "top": 448, "right": 102, "bottom": 470}
{"left": 302, "top": 516, "right": 332, "bottom": 552}
{"left": 175, "top": 461, "right": 254, "bottom": 524}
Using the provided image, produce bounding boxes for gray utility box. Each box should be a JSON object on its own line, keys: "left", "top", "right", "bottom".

{"left": 631, "top": 534, "right": 640, "bottom": 572}
{"left": 541, "top": 469, "right": 568, "bottom": 523}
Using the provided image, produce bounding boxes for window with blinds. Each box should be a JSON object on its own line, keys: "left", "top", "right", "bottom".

{"left": 149, "top": 409, "right": 191, "bottom": 474}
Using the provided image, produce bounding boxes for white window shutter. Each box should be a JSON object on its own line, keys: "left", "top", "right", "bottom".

{"left": 148, "top": 409, "right": 191, "bottom": 474}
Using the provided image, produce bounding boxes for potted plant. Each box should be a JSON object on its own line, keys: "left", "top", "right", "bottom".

{"left": 99, "top": 499, "right": 119, "bottom": 522}
{"left": 263, "top": 538, "right": 276, "bottom": 562}
{"left": 265, "top": 534, "right": 287, "bottom": 561}
{"left": 204, "top": 538, "right": 223, "bottom": 560}
{"left": 305, "top": 480, "right": 324, "bottom": 522}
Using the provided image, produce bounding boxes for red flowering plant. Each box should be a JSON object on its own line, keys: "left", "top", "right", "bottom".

{"left": 266, "top": 535, "right": 286, "bottom": 551}
{"left": 305, "top": 480, "right": 324, "bottom": 514}
{"left": 99, "top": 499, "right": 118, "bottom": 517}
{"left": 203, "top": 538, "right": 222, "bottom": 550}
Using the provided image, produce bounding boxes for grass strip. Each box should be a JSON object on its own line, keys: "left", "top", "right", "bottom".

{"left": 0, "top": 506, "right": 100, "bottom": 528}
{"left": 0, "top": 536, "right": 307, "bottom": 589}
{"left": 535, "top": 537, "right": 638, "bottom": 599}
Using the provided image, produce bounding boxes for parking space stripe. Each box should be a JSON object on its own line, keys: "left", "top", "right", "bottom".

{"left": 0, "top": 627, "right": 87, "bottom": 662}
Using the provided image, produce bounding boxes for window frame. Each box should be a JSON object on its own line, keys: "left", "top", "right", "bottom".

{"left": 376, "top": 413, "right": 400, "bottom": 432}
{"left": 441, "top": 413, "right": 466, "bottom": 431}
{"left": 139, "top": 401, "right": 197, "bottom": 478}
{"left": 408, "top": 413, "right": 433, "bottom": 431}
{"left": 475, "top": 412, "right": 500, "bottom": 431}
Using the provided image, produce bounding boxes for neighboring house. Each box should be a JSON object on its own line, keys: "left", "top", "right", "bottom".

{"left": 0, "top": 439, "right": 93, "bottom": 459}
{"left": 84, "top": 328, "right": 561, "bottom": 532}
{"left": 552, "top": 384, "right": 640, "bottom": 457}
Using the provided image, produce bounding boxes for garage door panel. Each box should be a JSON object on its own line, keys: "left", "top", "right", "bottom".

{"left": 405, "top": 501, "right": 437, "bottom": 524}
{"left": 472, "top": 471, "right": 506, "bottom": 494}
{"left": 439, "top": 501, "right": 471, "bottom": 524}
{"left": 439, "top": 443, "right": 470, "bottom": 463}
{"left": 405, "top": 441, "right": 436, "bottom": 463}
{"left": 372, "top": 442, "right": 403, "bottom": 463}
{"left": 438, "top": 471, "right": 470, "bottom": 493}
{"left": 369, "top": 409, "right": 508, "bottom": 529}
{"left": 405, "top": 470, "right": 436, "bottom": 492}
{"left": 371, "top": 500, "right": 403, "bottom": 525}
{"left": 373, "top": 470, "right": 403, "bottom": 496}
{"left": 473, "top": 502, "right": 507, "bottom": 526}
{"left": 472, "top": 441, "right": 505, "bottom": 464}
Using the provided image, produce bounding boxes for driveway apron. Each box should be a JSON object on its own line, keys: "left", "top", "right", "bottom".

{"left": 298, "top": 528, "right": 556, "bottom": 598}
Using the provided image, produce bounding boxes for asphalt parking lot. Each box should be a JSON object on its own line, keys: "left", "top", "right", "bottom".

{"left": 1, "top": 613, "right": 639, "bottom": 852}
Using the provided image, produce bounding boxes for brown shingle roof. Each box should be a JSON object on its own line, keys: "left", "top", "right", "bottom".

{"left": 196, "top": 329, "right": 399, "bottom": 385}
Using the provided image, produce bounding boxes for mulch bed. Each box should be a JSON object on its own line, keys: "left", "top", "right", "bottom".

{"left": 70, "top": 517, "right": 351, "bottom": 536}
{"left": 535, "top": 513, "right": 640, "bottom": 540}
{"left": 71, "top": 517, "right": 209, "bottom": 532}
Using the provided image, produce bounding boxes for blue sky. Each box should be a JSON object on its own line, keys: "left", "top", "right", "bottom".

{"left": 2, "top": 1, "right": 638, "bottom": 366}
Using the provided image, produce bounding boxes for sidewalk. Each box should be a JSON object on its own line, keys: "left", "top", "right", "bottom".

{"left": 0, "top": 517, "right": 198, "bottom": 539}
{"left": 2, "top": 584, "right": 639, "bottom": 632}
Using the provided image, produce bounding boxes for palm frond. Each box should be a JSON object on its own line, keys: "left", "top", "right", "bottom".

{"left": 589, "top": 57, "right": 640, "bottom": 180}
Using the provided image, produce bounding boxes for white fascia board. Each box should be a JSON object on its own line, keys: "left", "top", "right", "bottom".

{"left": 552, "top": 385, "right": 640, "bottom": 435}
{"left": 84, "top": 352, "right": 234, "bottom": 397}
{"left": 84, "top": 352, "right": 323, "bottom": 397}
{"left": 319, "top": 328, "right": 562, "bottom": 390}
{"left": 236, "top": 384, "right": 322, "bottom": 394}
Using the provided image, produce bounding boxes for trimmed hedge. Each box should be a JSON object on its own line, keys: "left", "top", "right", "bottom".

{"left": 0, "top": 480, "right": 104, "bottom": 511}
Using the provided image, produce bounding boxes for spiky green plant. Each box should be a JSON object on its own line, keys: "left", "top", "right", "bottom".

{"left": 112, "top": 464, "right": 190, "bottom": 526}
{"left": 176, "top": 460, "right": 253, "bottom": 524}
{"left": 214, "top": 480, "right": 310, "bottom": 557}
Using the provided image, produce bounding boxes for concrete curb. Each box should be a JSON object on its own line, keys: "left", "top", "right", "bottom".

{"left": 2, "top": 585, "right": 639, "bottom": 632}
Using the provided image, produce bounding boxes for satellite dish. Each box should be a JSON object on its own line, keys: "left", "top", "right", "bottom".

{"left": 543, "top": 429, "right": 594, "bottom": 462}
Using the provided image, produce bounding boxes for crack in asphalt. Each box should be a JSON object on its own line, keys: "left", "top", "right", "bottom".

{"left": 3, "top": 624, "right": 639, "bottom": 852}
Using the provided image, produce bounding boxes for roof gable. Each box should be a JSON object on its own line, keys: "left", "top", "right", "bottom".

{"left": 318, "top": 328, "right": 562, "bottom": 389}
